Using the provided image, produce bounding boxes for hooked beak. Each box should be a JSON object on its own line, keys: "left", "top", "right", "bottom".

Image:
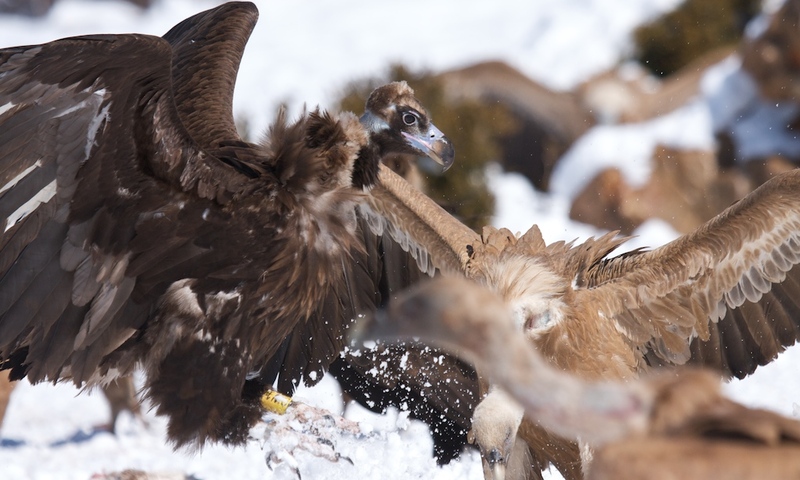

{"left": 490, "top": 463, "right": 506, "bottom": 480}
{"left": 486, "top": 449, "right": 507, "bottom": 480}
{"left": 402, "top": 123, "right": 455, "bottom": 171}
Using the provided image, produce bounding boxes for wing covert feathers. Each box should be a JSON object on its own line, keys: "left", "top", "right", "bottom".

{"left": 361, "top": 164, "right": 479, "bottom": 275}
{"left": 580, "top": 169, "right": 800, "bottom": 376}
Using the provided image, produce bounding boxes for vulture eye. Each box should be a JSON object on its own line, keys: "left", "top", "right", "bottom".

{"left": 402, "top": 112, "right": 418, "bottom": 126}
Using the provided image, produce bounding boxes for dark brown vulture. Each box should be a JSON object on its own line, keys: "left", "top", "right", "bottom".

{"left": 372, "top": 276, "right": 800, "bottom": 480}
{"left": 0, "top": 1, "right": 455, "bottom": 448}
{"left": 354, "top": 164, "right": 800, "bottom": 479}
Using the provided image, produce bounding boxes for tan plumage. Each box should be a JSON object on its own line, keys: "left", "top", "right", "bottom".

{"left": 373, "top": 276, "right": 800, "bottom": 480}
{"left": 589, "top": 369, "right": 800, "bottom": 480}
{"left": 364, "top": 163, "right": 800, "bottom": 478}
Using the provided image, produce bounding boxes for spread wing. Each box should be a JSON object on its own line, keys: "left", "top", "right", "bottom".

{"left": 0, "top": 5, "right": 266, "bottom": 382}
{"left": 330, "top": 215, "right": 479, "bottom": 464}
{"left": 578, "top": 169, "right": 800, "bottom": 377}
{"left": 162, "top": 1, "right": 256, "bottom": 149}
{"left": 0, "top": 2, "right": 369, "bottom": 446}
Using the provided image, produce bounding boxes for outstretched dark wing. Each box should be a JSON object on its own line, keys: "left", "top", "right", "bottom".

{"left": 331, "top": 342, "right": 480, "bottom": 464}
{"left": 162, "top": 1, "right": 256, "bottom": 150}
{"left": 0, "top": 2, "right": 304, "bottom": 446}
{"left": 578, "top": 169, "right": 800, "bottom": 378}
{"left": 0, "top": 32, "right": 237, "bottom": 381}
{"left": 255, "top": 207, "right": 479, "bottom": 463}
{"left": 337, "top": 215, "right": 480, "bottom": 464}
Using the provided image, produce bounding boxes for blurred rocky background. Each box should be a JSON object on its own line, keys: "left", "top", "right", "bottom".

{"left": 330, "top": 0, "right": 800, "bottom": 237}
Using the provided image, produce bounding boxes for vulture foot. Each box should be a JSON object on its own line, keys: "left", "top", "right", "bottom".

{"left": 261, "top": 402, "right": 360, "bottom": 476}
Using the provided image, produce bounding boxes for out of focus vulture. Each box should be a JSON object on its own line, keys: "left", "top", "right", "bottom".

{"left": 358, "top": 162, "right": 800, "bottom": 479}
{"left": 372, "top": 276, "right": 800, "bottom": 480}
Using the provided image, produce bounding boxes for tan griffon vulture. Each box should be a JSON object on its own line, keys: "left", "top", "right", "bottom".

{"left": 371, "top": 276, "right": 800, "bottom": 480}
{"left": 360, "top": 163, "right": 800, "bottom": 478}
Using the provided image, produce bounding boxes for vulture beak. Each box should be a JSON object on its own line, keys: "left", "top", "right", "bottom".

{"left": 490, "top": 464, "right": 506, "bottom": 480}
{"left": 486, "top": 449, "right": 507, "bottom": 480}
{"left": 349, "top": 308, "right": 407, "bottom": 347}
{"left": 402, "top": 124, "right": 455, "bottom": 171}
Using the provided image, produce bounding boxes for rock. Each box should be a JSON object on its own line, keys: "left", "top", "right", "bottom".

{"left": 569, "top": 145, "right": 752, "bottom": 235}
{"left": 437, "top": 61, "right": 594, "bottom": 191}
{"left": 741, "top": 0, "right": 800, "bottom": 102}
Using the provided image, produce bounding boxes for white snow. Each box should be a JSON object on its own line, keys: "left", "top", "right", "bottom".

{"left": 0, "top": 1, "right": 798, "bottom": 479}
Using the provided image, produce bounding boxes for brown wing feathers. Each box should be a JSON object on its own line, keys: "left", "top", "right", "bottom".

{"left": 162, "top": 2, "right": 258, "bottom": 150}
{"left": 0, "top": 3, "right": 304, "bottom": 446}
{"left": 0, "top": 1, "right": 470, "bottom": 450}
{"left": 362, "top": 164, "right": 479, "bottom": 276}
{"left": 6, "top": 1, "right": 800, "bottom": 470}
{"left": 579, "top": 169, "right": 800, "bottom": 377}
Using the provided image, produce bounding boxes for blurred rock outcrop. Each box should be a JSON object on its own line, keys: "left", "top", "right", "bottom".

{"left": 741, "top": 0, "right": 800, "bottom": 102}
{"left": 571, "top": 0, "right": 800, "bottom": 236}
{"left": 570, "top": 145, "right": 753, "bottom": 235}
{"left": 579, "top": 47, "right": 734, "bottom": 124}
{"left": 436, "top": 61, "right": 595, "bottom": 191}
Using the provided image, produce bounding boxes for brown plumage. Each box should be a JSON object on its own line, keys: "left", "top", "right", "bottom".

{"left": 0, "top": 2, "right": 454, "bottom": 448}
{"left": 590, "top": 370, "right": 800, "bottom": 480}
{"left": 372, "top": 276, "right": 800, "bottom": 480}
{"left": 358, "top": 163, "right": 800, "bottom": 478}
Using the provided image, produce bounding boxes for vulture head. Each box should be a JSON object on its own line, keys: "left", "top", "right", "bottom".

{"left": 357, "top": 81, "right": 454, "bottom": 186}
{"left": 467, "top": 388, "right": 525, "bottom": 480}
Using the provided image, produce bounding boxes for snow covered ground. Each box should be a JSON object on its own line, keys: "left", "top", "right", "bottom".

{"left": 0, "top": 0, "right": 798, "bottom": 479}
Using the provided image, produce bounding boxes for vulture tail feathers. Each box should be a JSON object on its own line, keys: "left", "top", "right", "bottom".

{"left": 145, "top": 334, "right": 255, "bottom": 448}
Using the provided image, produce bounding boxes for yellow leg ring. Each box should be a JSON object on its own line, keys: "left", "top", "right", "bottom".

{"left": 260, "top": 389, "right": 292, "bottom": 414}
